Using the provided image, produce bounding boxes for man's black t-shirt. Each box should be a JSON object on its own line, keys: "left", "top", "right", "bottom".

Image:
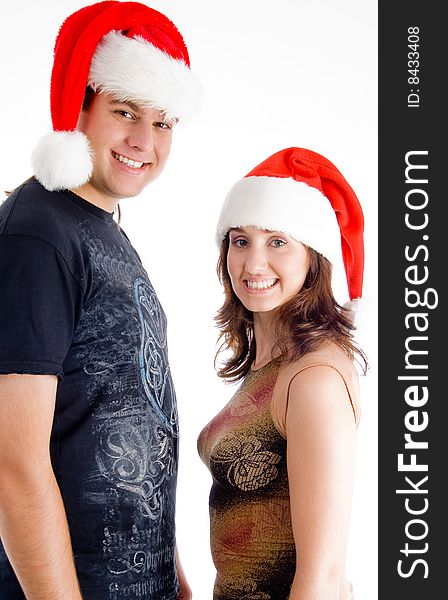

{"left": 0, "top": 180, "right": 179, "bottom": 599}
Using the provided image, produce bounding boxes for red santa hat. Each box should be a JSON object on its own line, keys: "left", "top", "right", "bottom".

{"left": 216, "top": 147, "right": 364, "bottom": 308}
{"left": 32, "top": 0, "right": 201, "bottom": 192}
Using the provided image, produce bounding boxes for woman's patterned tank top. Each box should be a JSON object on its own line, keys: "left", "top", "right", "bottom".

{"left": 198, "top": 359, "right": 295, "bottom": 600}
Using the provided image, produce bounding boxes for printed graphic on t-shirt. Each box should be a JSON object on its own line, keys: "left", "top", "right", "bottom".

{"left": 72, "top": 221, "right": 179, "bottom": 598}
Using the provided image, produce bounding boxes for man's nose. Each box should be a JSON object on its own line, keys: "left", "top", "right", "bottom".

{"left": 127, "top": 120, "right": 154, "bottom": 154}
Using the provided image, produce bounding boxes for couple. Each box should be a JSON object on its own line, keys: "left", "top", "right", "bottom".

{"left": 0, "top": 2, "right": 366, "bottom": 599}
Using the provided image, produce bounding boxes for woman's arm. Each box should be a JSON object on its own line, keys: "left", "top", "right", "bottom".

{"left": 285, "top": 365, "right": 357, "bottom": 600}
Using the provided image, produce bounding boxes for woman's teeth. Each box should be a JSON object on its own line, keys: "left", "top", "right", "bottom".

{"left": 112, "top": 151, "right": 144, "bottom": 169}
{"left": 246, "top": 279, "right": 277, "bottom": 290}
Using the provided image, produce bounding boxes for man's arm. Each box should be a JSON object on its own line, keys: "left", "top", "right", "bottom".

{"left": 175, "top": 545, "right": 192, "bottom": 599}
{"left": 0, "top": 374, "right": 83, "bottom": 600}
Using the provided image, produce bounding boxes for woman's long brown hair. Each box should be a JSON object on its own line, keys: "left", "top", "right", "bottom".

{"left": 215, "top": 234, "right": 368, "bottom": 382}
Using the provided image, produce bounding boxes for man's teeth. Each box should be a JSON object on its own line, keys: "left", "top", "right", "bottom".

{"left": 246, "top": 279, "right": 277, "bottom": 290}
{"left": 112, "top": 152, "right": 144, "bottom": 169}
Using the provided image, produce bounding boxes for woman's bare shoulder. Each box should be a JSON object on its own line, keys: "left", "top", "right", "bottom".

{"left": 271, "top": 343, "right": 360, "bottom": 435}
{"left": 277, "top": 342, "right": 356, "bottom": 387}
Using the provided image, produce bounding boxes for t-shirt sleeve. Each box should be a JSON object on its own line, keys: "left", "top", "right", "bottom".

{"left": 0, "top": 234, "right": 84, "bottom": 378}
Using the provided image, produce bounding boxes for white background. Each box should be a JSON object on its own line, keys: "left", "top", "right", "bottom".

{"left": 0, "top": 1, "right": 378, "bottom": 598}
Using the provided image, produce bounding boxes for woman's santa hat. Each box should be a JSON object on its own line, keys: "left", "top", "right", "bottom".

{"left": 32, "top": 0, "right": 201, "bottom": 192}
{"left": 216, "top": 147, "right": 364, "bottom": 314}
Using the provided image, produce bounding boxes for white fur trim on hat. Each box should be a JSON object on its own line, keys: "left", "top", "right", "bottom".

{"left": 89, "top": 31, "right": 202, "bottom": 121}
{"left": 216, "top": 176, "right": 342, "bottom": 267}
{"left": 31, "top": 130, "right": 93, "bottom": 192}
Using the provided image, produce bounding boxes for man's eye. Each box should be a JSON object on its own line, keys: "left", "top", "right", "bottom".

{"left": 155, "top": 121, "right": 172, "bottom": 130}
{"left": 115, "top": 110, "right": 134, "bottom": 119}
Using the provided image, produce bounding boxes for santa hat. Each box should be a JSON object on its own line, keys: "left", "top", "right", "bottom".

{"left": 216, "top": 147, "right": 364, "bottom": 310}
{"left": 32, "top": 0, "right": 201, "bottom": 192}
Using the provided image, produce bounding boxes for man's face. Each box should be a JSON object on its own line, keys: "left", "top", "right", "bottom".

{"left": 75, "top": 92, "right": 175, "bottom": 210}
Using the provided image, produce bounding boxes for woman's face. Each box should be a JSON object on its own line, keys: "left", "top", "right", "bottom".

{"left": 227, "top": 227, "right": 310, "bottom": 316}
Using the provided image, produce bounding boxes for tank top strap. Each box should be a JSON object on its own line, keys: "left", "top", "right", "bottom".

{"left": 271, "top": 345, "right": 360, "bottom": 436}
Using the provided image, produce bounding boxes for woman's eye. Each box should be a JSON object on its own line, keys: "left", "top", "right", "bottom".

{"left": 271, "top": 239, "right": 286, "bottom": 247}
{"left": 232, "top": 238, "right": 248, "bottom": 248}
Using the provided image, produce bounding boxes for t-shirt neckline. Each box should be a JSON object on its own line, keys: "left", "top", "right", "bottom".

{"left": 63, "top": 189, "right": 115, "bottom": 223}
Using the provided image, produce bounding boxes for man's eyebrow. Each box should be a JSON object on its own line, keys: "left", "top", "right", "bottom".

{"left": 109, "top": 99, "right": 142, "bottom": 112}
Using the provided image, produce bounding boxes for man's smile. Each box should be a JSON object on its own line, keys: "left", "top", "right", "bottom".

{"left": 111, "top": 150, "right": 147, "bottom": 169}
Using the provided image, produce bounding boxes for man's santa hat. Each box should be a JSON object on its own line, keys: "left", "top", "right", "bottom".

{"left": 216, "top": 147, "right": 364, "bottom": 315}
{"left": 32, "top": 0, "right": 201, "bottom": 192}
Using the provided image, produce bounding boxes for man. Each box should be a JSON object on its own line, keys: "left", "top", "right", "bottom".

{"left": 0, "top": 2, "right": 201, "bottom": 599}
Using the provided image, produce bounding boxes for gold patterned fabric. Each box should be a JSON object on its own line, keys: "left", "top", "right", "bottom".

{"left": 198, "top": 360, "right": 295, "bottom": 600}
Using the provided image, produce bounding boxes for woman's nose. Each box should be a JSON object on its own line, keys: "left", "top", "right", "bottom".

{"left": 245, "top": 246, "right": 268, "bottom": 274}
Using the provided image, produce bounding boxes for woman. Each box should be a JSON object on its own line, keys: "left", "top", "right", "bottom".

{"left": 197, "top": 147, "right": 367, "bottom": 600}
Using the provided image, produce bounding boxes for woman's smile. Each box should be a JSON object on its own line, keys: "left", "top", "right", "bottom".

{"left": 244, "top": 278, "right": 279, "bottom": 292}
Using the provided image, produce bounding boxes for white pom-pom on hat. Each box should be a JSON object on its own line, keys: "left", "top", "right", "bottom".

{"left": 32, "top": 131, "right": 93, "bottom": 192}
{"left": 342, "top": 298, "right": 361, "bottom": 326}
